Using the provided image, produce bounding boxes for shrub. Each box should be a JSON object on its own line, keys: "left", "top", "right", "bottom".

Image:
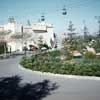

{"left": 20, "top": 56, "right": 32, "bottom": 68}
{"left": 0, "top": 44, "right": 8, "bottom": 54}
{"left": 84, "top": 51, "right": 96, "bottom": 59}
{"left": 20, "top": 50, "right": 100, "bottom": 77}
{"left": 47, "top": 50, "right": 61, "bottom": 57}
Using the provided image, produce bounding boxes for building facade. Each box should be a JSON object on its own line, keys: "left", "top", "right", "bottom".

{"left": 0, "top": 18, "right": 56, "bottom": 52}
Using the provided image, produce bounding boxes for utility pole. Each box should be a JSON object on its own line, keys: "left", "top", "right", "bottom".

{"left": 95, "top": 16, "right": 100, "bottom": 36}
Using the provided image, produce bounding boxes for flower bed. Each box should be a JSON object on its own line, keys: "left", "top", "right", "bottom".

{"left": 20, "top": 50, "right": 100, "bottom": 77}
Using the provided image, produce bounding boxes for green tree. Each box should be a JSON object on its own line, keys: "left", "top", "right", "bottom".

{"left": 38, "top": 36, "right": 44, "bottom": 50}
{"left": 63, "top": 21, "right": 79, "bottom": 50}
{"left": 67, "top": 21, "right": 78, "bottom": 50}
{"left": 0, "top": 30, "right": 11, "bottom": 55}
{"left": 92, "top": 36, "right": 100, "bottom": 52}
{"left": 38, "top": 36, "right": 50, "bottom": 51}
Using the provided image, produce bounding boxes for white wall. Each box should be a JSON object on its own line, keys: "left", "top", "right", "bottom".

{"left": 7, "top": 41, "right": 23, "bottom": 52}
{"left": 32, "top": 22, "right": 54, "bottom": 47}
{"left": 4, "top": 22, "right": 15, "bottom": 34}
{"left": 1, "top": 21, "right": 54, "bottom": 52}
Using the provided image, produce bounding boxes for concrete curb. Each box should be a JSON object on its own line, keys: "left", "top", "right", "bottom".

{"left": 18, "top": 65, "right": 100, "bottom": 81}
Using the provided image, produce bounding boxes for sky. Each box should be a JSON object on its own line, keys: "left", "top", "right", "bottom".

{"left": 0, "top": 0, "right": 100, "bottom": 35}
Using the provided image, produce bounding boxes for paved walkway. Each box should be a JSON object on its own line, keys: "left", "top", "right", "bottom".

{"left": 0, "top": 56, "right": 100, "bottom": 100}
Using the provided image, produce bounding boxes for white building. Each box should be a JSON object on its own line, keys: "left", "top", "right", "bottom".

{"left": 32, "top": 22, "right": 54, "bottom": 47}
{"left": 0, "top": 18, "right": 55, "bottom": 52}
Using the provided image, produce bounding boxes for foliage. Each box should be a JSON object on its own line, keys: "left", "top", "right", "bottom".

{"left": 0, "top": 42, "right": 8, "bottom": 54}
{"left": 62, "top": 21, "right": 84, "bottom": 58}
{"left": 42, "top": 43, "right": 50, "bottom": 50}
{"left": 68, "top": 21, "right": 76, "bottom": 33}
{"left": 47, "top": 50, "right": 61, "bottom": 57}
{"left": 0, "top": 44, "right": 5, "bottom": 54}
{"left": 20, "top": 56, "right": 33, "bottom": 69}
{"left": 67, "top": 21, "right": 77, "bottom": 49}
{"left": 84, "top": 51, "right": 96, "bottom": 59}
{"left": 82, "top": 35, "right": 100, "bottom": 53}
{"left": 0, "top": 30, "right": 11, "bottom": 55}
{"left": 20, "top": 50, "right": 100, "bottom": 77}
{"left": 92, "top": 37, "right": 100, "bottom": 52}
{"left": 37, "top": 36, "right": 50, "bottom": 51}
{"left": 61, "top": 47, "right": 72, "bottom": 60}
{"left": 38, "top": 36, "right": 44, "bottom": 50}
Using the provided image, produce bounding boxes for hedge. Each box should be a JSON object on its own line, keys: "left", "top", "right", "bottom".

{"left": 20, "top": 50, "right": 100, "bottom": 77}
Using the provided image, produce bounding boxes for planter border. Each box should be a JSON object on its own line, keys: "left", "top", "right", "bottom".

{"left": 19, "top": 65, "right": 100, "bottom": 81}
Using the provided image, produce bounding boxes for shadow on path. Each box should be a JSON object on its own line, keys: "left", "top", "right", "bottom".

{"left": 0, "top": 75, "right": 59, "bottom": 100}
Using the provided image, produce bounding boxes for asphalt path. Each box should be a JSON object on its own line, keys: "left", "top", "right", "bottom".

{"left": 0, "top": 56, "right": 100, "bottom": 100}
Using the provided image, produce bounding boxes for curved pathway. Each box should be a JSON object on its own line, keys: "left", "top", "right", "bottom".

{"left": 0, "top": 56, "right": 100, "bottom": 100}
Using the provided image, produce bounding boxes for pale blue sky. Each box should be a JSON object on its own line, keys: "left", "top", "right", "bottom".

{"left": 0, "top": 0, "right": 100, "bottom": 34}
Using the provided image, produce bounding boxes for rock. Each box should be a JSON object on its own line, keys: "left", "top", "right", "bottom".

{"left": 72, "top": 51, "right": 82, "bottom": 57}
{"left": 86, "top": 46, "right": 96, "bottom": 54}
